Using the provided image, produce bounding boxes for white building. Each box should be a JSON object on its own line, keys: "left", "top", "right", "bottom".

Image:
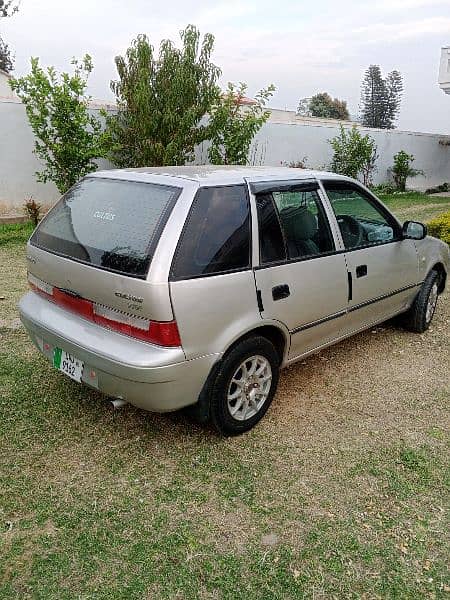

{"left": 438, "top": 47, "right": 450, "bottom": 94}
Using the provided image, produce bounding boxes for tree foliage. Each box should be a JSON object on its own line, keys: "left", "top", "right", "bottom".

{"left": 208, "top": 82, "right": 275, "bottom": 165}
{"left": 360, "top": 65, "right": 403, "bottom": 129}
{"left": 391, "top": 150, "right": 423, "bottom": 192}
{"left": 296, "top": 97, "right": 311, "bottom": 116}
{"left": 0, "top": 36, "right": 13, "bottom": 72}
{"left": 106, "top": 25, "right": 221, "bottom": 167}
{"left": 330, "top": 125, "right": 378, "bottom": 185}
{"left": 0, "top": 0, "right": 19, "bottom": 73}
{"left": 0, "top": 0, "right": 19, "bottom": 18}
{"left": 308, "top": 92, "right": 349, "bottom": 120}
{"left": 9, "top": 55, "right": 106, "bottom": 193}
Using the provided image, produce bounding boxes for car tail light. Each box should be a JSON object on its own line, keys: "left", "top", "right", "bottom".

{"left": 27, "top": 273, "right": 181, "bottom": 347}
{"left": 92, "top": 303, "right": 181, "bottom": 347}
{"left": 53, "top": 288, "right": 94, "bottom": 320}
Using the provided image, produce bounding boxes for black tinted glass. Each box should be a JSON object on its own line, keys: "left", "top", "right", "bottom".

{"left": 31, "top": 177, "right": 180, "bottom": 278}
{"left": 256, "top": 193, "right": 286, "bottom": 264}
{"left": 171, "top": 185, "right": 250, "bottom": 279}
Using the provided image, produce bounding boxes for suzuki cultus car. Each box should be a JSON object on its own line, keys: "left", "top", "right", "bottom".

{"left": 19, "top": 167, "right": 449, "bottom": 435}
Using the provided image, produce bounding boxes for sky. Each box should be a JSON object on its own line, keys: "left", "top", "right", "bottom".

{"left": 2, "top": 0, "right": 450, "bottom": 133}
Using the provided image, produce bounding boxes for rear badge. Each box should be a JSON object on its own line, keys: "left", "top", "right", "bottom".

{"left": 114, "top": 292, "right": 144, "bottom": 303}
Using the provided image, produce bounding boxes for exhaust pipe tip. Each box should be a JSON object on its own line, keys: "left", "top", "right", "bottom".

{"left": 109, "top": 398, "right": 128, "bottom": 409}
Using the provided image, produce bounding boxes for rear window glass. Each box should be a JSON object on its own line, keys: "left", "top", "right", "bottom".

{"left": 171, "top": 185, "right": 251, "bottom": 280}
{"left": 31, "top": 177, "right": 181, "bottom": 278}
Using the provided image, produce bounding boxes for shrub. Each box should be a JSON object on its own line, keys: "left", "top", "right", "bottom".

{"left": 329, "top": 125, "right": 378, "bottom": 185}
{"left": 208, "top": 82, "right": 275, "bottom": 165}
{"left": 427, "top": 212, "right": 450, "bottom": 245}
{"left": 281, "top": 157, "right": 308, "bottom": 169}
{"left": 425, "top": 183, "right": 449, "bottom": 195}
{"left": 392, "top": 150, "right": 423, "bottom": 192}
{"left": 10, "top": 55, "right": 106, "bottom": 194}
{"left": 370, "top": 182, "right": 397, "bottom": 195}
{"left": 23, "top": 197, "right": 42, "bottom": 226}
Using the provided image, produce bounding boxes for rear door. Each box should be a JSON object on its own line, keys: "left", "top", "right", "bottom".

{"left": 251, "top": 180, "right": 349, "bottom": 360}
{"left": 169, "top": 184, "right": 261, "bottom": 359}
{"left": 322, "top": 181, "right": 420, "bottom": 328}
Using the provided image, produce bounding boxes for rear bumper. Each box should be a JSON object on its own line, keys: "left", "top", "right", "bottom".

{"left": 19, "top": 292, "right": 219, "bottom": 412}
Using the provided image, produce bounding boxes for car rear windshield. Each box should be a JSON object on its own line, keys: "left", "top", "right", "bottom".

{"left": 31, "top": 177, "right": 181, "bottom": 278}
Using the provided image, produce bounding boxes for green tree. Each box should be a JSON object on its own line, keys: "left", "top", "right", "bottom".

{"left": 208, "top": 82, "right": 275, "bottom": 165}
{"left": 330, "top": 125, "right": 378, "bottom": 185}
{"left": 308, "top": 92, "right": 349, "bottom": 120}
{"left": 9, "top": 55, "right": 106, "bottom": 193}
{"left": 0, "top": 1, "right": 18, "bottom": 17}
{"left": 0, "top": 0, "right": 19, "bottom": 73}
{"left": 106, "top": 25, "right": 221, "bottom": 167}
{"left": 392, "top": 150, "right": 423, "bottom": 191}
{"left": 0, "top": 36, "right": 13, "bottom": 72}
{"left": 360, "top": 65, "right": 403, "bottom": 129}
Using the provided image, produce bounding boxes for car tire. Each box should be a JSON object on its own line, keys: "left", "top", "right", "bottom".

{"left": 209, "top": 336, "right": 280, "bottom": 436}
{"left": 401, "top": 270, "right": 440, "bottom": 333}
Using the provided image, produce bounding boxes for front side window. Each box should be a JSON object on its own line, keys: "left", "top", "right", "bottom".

{"left": 324, "top": 183, "right": 400, "bottom": 250}
{"left": 171, "top": 185, "right": 250, "bottom": 279}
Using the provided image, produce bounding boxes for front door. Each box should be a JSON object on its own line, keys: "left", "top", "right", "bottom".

{"left": 252, "top": 180, "right": 349, "bottom": 359}
{"left": 322, "top": 181, "right": 420, "bottom": 329}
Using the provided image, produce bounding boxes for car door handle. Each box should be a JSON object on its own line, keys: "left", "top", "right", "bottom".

{"left": 272, "top": 284, "right": 290, "bottom": 301}
{"left": 356, "top": 265, "right": 368, "bottom": 278}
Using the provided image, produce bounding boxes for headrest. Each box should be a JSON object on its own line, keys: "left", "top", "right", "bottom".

{"left": 280, "top": 206, "right": 317, "bottom": 241}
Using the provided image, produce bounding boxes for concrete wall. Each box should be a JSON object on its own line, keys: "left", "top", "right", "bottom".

{"left": 246, "top": 118, "right": 450, "bottom": 190}
{"left": 1, "top": 97, "right": 450, "bottom": 212}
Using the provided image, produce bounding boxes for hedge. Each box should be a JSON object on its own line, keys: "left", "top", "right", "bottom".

{"left": 427, "top": 211, "right": 450, "bottom": 245}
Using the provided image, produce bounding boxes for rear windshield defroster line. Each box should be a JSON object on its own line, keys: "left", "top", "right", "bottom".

{"left": 31, "top": 177, "right": 182, "bottom": 279}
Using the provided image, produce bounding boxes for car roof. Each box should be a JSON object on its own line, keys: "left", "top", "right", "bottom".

{"left": 91, "top": 165, "right": 346, "bottom": 186}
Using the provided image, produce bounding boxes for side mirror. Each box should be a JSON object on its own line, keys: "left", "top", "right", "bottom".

{"left": 403, "top": 220, "right": 427, "bottom": 240}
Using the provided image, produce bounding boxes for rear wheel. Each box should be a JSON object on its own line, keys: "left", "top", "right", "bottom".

{"left": 209, "top": 336, "right": 280, "bottom": 436}
{"left": 401, "top": 270, "right": 440, "bottom": 333}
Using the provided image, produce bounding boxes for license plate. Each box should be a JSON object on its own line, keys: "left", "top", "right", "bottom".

{"left": 53, "top": 348, "right": 84, "bottom": 382}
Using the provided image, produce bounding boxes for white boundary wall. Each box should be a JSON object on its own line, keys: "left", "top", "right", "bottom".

{"left": 1, "top": 98, "right": 450, "bottom": 211}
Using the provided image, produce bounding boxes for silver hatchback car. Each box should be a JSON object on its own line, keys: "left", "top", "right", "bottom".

{"left": 19, "top": 166, "right": 449, "bottom": 435}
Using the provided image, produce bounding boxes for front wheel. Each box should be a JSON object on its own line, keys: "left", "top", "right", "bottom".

{"left": 401, "top": 270, "right": 440, "bottom": 333}
{"left": 209, "top": 336, "right": 280, "bottom": 436}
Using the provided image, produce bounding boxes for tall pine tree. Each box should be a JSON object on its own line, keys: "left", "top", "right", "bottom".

{"left": 360, "top": 65, "right": 403, "bottom": 129}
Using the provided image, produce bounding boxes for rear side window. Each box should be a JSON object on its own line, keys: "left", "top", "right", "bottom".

{"left": 256, "top": 193, "right": 286, "bottom": 264}
{"left": 31, "top": 177, "right": 180, "bottom": 278}
{"left": 171, "top": 185, "right": 251, "bottom": 279}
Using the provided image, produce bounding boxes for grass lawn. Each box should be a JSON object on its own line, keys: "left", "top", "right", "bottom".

{"left": 378, "top": 191, "right": 450, "bottom": 223}
{"left": 0, "top": 197, "right": 449, "bottom": 599}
